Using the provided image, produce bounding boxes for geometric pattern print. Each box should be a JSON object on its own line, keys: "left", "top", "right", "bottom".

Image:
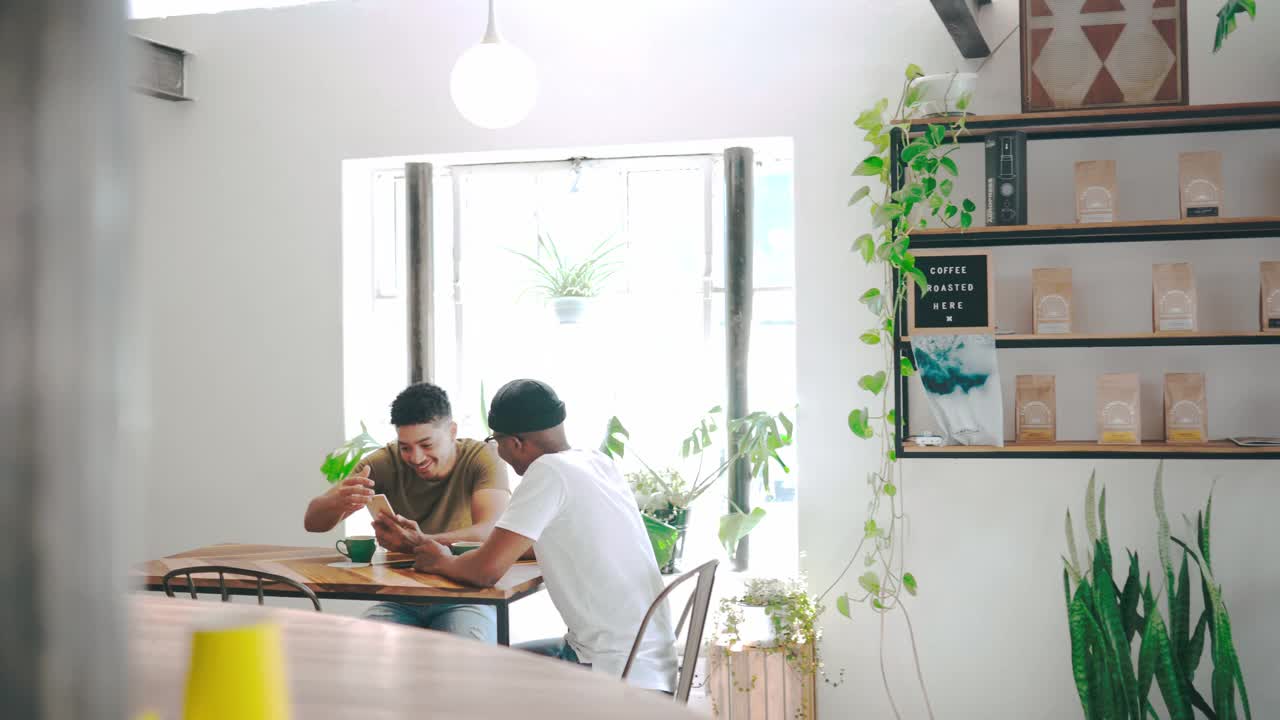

{"left": 1025, "top": 0, "right": 1184, "bottom": 110}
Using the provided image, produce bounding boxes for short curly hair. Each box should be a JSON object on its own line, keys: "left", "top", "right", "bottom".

{"left": 390, "top": 383, "right": 452, "bottom": 427}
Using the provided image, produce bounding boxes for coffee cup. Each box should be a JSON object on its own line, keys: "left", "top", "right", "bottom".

{"left": 450, "top": 541, "right": 482, "bottom": 556}
{"left": 335, "top": 535, "right": 376, "bottom": 563}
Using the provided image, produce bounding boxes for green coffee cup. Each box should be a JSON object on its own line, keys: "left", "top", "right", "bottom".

{"left": 450, "top": 541, "right": 482, "bottom": 556}
{"left": 336, "top": 535, "right": 376, "bottom": 563}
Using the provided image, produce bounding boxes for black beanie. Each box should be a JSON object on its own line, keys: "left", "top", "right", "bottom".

{"left": 487, "top": 379, "right": 567, "bottom": 434}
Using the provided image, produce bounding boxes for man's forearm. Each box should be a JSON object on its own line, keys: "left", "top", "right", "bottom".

{"left": 426, "top": 522, "right": 496, "bottom": 546}
{"left": 303, "top": 493, "right": 347, "bottom": 533}
{"left": 420, "top": 552, "right": 502, "bottom": 587}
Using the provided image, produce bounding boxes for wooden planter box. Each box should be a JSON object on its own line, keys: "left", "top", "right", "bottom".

{"left": 706, "top": 642, "right": 817, "bottom": 720}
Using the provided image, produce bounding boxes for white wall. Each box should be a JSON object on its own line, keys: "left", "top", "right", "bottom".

{"left": 131, "top": 1, "right": 1280, "bottom": 716}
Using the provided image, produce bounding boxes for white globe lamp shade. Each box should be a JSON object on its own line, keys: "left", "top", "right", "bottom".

{"left": 450, "top": 40, "right": 537, "bottom": 129}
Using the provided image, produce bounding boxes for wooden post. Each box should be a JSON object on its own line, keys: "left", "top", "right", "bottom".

{"left": 406, "top": 162, "right": 435, "bottom": 383}
{"left": 724, "top": 147, "right": 753, "bottom": 571}
{"left": 0, "top": 1, "right": 134, "bottom": 717}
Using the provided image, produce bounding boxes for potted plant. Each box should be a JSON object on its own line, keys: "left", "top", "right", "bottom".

{"left": 906, "top": 70, "right": 976, "bottom": 117}
{"left": 1061, "top": 465, "right": 1251, "bottom": 719}
{"left": 512, "top": 232, "right": 621, "bottom": 323}
{"left": 628, "top": 467, "right": 693, "bottom": 573}
{"left": 601, "top": 406, "right": 794, "bottom": 572}
{"left": 708, "top": 576, "right": 833, "bottom": 720}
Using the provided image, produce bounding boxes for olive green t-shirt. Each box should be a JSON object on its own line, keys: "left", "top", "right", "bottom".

{"left": 360, "top": 438, "right": 510, "bottom": 535}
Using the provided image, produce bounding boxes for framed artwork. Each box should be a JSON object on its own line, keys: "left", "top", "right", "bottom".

{"left": 1020, "top": 0, "right": 1188, "bottom": 112}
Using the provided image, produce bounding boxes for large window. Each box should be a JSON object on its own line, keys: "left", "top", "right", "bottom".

{"left": 343, "top": 148, "right": 797, "bottom": 572}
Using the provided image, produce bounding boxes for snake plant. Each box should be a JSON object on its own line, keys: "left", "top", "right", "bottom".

{"left": 1062, "top": 464, "right": 1250, "bottom": 719}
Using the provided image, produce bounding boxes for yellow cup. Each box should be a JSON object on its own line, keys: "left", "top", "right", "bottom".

{"left": 183, "top": 619, "right": 291, "bottom": 720}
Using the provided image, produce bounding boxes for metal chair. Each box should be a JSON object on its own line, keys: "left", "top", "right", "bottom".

{"left": 161, "top": 565, "right": 322, "bottom": 611}
{"left": 622, "top": 559, "right": 719, "bottom": 704}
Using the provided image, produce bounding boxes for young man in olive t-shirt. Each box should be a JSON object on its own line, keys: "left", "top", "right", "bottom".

{"left": 303, "top": 383, "right": 510, "bottom": 641}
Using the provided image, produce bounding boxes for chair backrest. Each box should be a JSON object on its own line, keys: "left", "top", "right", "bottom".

{"left": 622, "top": 559, "right": 718, "bottom": 703}
{"left": 161, "top": 565, "right": 322, "bottom": 611}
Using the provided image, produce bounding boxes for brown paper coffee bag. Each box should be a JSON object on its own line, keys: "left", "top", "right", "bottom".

{"left": 1262, "top": 261, "right": 1280, "bottom": 333}
{"left": 1179, "top": 151, "right": 1223, "bottom": 219}
{"left": 1016, "top": 375, "right": 1056, "bottom": 443}
{"left": 1152, "top": 262, "right": 1198, "bottom": 333}
{"left": 1097, "top": 373, "right": 1141, "bottom": 445}
{"left": 1076, "top": 160, "right": 1116, "bottom": 223}
{"left": 1164, "top": 372, "right": 1207, "bottom": 444}
{"left": 1032, "top": 268, "right": 1073, "bottom": 335}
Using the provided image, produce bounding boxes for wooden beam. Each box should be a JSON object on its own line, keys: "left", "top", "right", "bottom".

{"left": 928, "top": 0, "right": 991, "bottom": 59}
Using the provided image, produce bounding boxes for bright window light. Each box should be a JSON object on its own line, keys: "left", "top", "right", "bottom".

{"left": 130, "top": 0, "right": 334, "bottom": 19}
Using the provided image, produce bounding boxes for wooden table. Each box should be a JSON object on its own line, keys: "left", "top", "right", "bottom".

{"left": 133, "top": 544, "right": 543, "bottom": 645}
{"left": 133, "top": 594, "right": 700, "bottom": 719}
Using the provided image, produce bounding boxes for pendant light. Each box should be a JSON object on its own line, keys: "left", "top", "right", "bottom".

{"left": 449, "top": 0, "right": 538, "bottom": 129}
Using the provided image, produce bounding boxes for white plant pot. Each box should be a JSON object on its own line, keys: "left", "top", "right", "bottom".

{"left": 908, "top": 72, "right": 977, "bottom": 116}
{"left": 551, "top": 296, "right": 590, "bottom": 324}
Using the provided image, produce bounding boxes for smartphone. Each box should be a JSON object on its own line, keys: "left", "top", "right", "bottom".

{"left": 366, "top": 493, "right": 394, "bottom": 519}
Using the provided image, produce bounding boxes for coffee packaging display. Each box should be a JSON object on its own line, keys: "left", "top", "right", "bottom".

{"left": 1097, "top": 373, "right": 1141, "bottom": 445}
{"left": 1152, "top": 262, "right": 1198, "bottom": 333}
{"left": 1164, "top": 372, "right": 1207, "bottom": 444}
{"left": 1032, "top": 267, "right": 1073, "bottom": 334}
{"left": 1262, "top": 261, "right": 1280, "bottom": 333}
{"left": 1075, "top": 160, "right": 1116, "bottom": 223}
{"left": 1016, "top": 375, "right": 1056, "bottom": 443}
{"left": 1178, "top": 151, "right": 1224, "bottom": 219}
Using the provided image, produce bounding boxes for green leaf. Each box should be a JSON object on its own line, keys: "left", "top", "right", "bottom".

{"left": 858, "top": 371, "right": 887, "bottom": 395}
{"left": 858, "top": 571, "right": 880, "bottom": 595}
{"left": 848, "top": 186, "right": 871, "bottom": 207}
{"left": 854, "top": 233, "right": 875, "bottom": 263}
{"left": 1068, "top": 593, "right": 1104, "bottom": 719}
{"left": 955, "top": 92, "right": 972, "bottom": 112}
{"left": 718, "top": 507, "right": 767, "bottom": 557}
{"left": 900, "top": 356, "right": 916, "bottom": 377}
{"left": 320, "top": 422, "right": 382, "bottom": 484}
{"left": 939, "top": 156, "right": 958, "bottom": 176}
{"left": 886, "top": 409, "right": 897, "bottom": 425}
{"left": 863, "top": 518, "right": 879, "bottom": 539}
{"left": 853, "top": 156, "right": 885, "bottom": 176}
{"left": 939, "top": 179, "right": 954, "bottom": 197}
{"left": 858, "top": 287, "right": 883, "bottom": 314}
{"left": 960, "top": 211, "right": 973, "bottom": 229}
{"left": 907, "top": 267, "right": 928, "bottom": 295}
{"left": 900, "top": 142, "right": 929, "bottom": 165}
{"left": 860, "top": 330, "right": 882, "bottom": 345}
{"left": 962, "top": 198, "right": 977, "bottom": 212}
{"left": 848, "top": 408, "right": 874, "bottom": 439}
{"left": 836, "top": 594, "right": 851, "bottom": 618}
{"left": 928, "top": 124, "right": 946, "bottom": 146}
{"left": 905, "top": 63, "right": 924, "bottom": 80}
{"left": 903, "top": 572, "right": 918, "bottom": 596}
{"left": 1146, "top": 607, "right": 1194, "bottom": 720}
{"left": 599, "top": 415, "right": 630, "bottom": 459}
{"left": 884, "top": 483, "right": 897, "bottom": 497}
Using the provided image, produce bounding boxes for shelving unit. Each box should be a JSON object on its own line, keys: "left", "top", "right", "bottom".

{"left": 901, "top": 332, "right": 1280, "bottom": 349}
{"left": 889, "top": 103, "right": 1280, "bottom": 460}
{"left": 901, "top": 441, "right": 1280, "bottom": 460}
{"left": 909, "top": 216, "right": 1280, "bottom": 249}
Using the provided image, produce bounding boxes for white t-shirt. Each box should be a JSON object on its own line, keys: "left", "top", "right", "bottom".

{"left": 495, "top": 449, "right": 678, "bottom": 692}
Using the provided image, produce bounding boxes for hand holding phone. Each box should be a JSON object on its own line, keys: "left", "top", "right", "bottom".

{"left": 366, "top": 493, "right": 394, "bottom": 519}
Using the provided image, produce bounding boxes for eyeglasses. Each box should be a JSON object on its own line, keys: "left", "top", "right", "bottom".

{"left": 484, "top": 433, "right": 519, "bottom": 444}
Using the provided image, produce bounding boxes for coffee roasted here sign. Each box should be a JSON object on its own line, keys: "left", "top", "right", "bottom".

{"left": 906, "top": 249, "right": 996, "bottom": 336}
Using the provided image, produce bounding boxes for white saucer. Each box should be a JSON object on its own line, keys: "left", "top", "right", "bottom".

{"left": 327, "top": 560, "right": 371, "bottom": 568}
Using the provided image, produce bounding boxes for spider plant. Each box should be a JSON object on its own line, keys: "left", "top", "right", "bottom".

{"left": 511, "top": 232, "right": 622, "bottom": 299}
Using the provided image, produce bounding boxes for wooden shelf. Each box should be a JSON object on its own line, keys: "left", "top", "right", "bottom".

{"left": 900, "top": 332, "right": 1280, "bottom": 348}
{"left": 900, "top": 440, "right": 1280, "bottom": 459}
{"left": 907, "top": 216, "right": 1280, "bottom": 248}
{"left": 904, "top": 101, "right": 1280, "bottom": 143}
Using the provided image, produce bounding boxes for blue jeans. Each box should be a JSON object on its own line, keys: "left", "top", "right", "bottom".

{"left": 362, "top": 601, "right": 497, "bottom": 643}
{"left": 517, "top": 636, "right": 588, "bottom": 666}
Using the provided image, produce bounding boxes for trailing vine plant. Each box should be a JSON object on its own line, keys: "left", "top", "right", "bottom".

{"left": 816, "top": 64, "right": 975, "bottom": 720}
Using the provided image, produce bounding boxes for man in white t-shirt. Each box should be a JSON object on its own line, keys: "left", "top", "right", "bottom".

{"left": 402, "top": 379, "right": 678, "bottom": 692}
